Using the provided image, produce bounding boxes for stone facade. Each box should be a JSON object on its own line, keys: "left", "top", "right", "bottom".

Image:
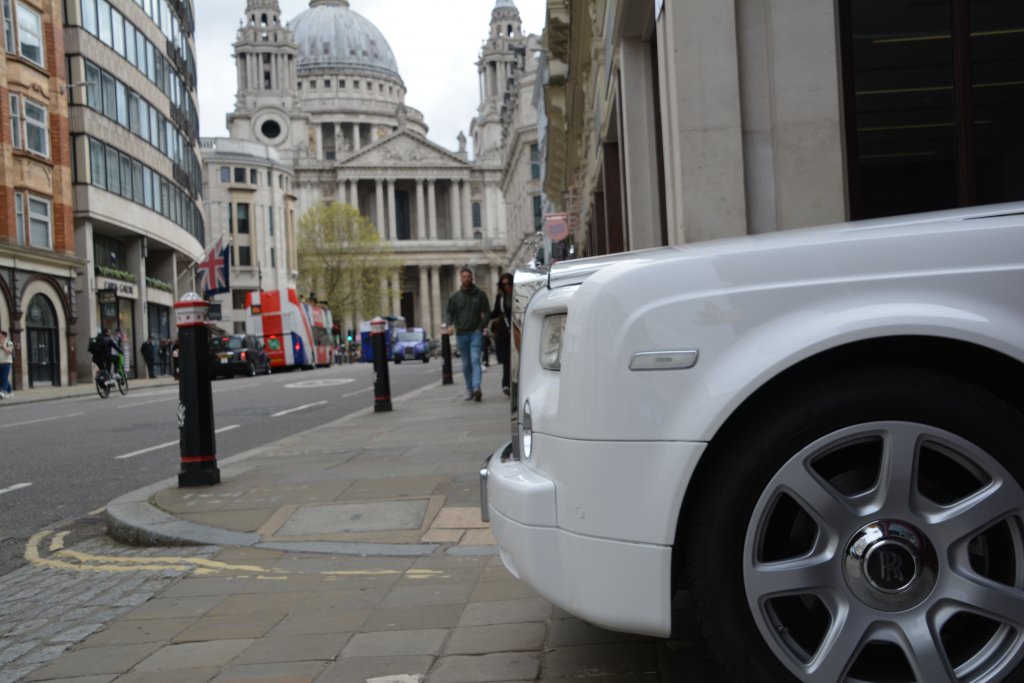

{"left": 543, "top": 0, "right": 1024, "bottom": 256}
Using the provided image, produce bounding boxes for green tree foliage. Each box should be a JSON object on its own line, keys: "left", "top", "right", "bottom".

{"left": 296, "top": 202, "right": 400, "bottom": 323}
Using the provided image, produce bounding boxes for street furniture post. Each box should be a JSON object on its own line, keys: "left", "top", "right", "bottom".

{"left": 175, "top": 293, "right": 220, "bottom": 486}
{"left": 441, "top": 326, "right": 453, "bottom": 385}
{"left": 371, "top": 317, "right": 392, "bottom": 412}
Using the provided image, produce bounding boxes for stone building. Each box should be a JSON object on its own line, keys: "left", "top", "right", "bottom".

{"left": 200, "top": 138, "right": 297, "bottom": 331}
{"left": 1, "top": 0, "right": 80, "bottom": 390}
{"left": 63, "top": 0, "right": 205, "bottom": 379}
{"left": 212, "top": 0, "right": 541, "bottom": 338}
{"left": 543, "top": 0, "right": 1024, "bottom": 256}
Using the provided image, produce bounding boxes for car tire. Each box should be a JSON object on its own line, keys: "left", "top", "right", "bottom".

{"left": 687, "top": 367, "right": 1024, "bottom": 683}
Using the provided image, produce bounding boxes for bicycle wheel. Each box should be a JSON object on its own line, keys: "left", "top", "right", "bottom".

{"left": 96, "top": 376, "right": 110, "bottom": 399}
{"left": 117, "top": 371, "right": 128, "bottom": 395}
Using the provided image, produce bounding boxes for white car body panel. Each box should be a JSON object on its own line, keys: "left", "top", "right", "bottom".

{"left": 485, "top": 203, "right": 1024, "bottom": 637}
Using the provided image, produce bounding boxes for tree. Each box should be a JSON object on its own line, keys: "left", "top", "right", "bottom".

{"left": 296, "top": 201, "right": 400, "bottom": 325}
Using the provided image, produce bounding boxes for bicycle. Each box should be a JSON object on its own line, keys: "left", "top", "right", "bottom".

{"left": 94, "top": 356, "right": 128, "bottom": 399}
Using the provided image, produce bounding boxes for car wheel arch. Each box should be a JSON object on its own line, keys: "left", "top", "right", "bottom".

{"left": 671, "top": 334, "right": 1024, "bottom": 587}
{"left": 671, "top": 354, "right": 1024, "bottom": 681}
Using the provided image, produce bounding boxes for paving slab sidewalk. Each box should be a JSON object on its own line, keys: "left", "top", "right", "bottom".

{"left": 15, "top": 367, "right": 729, "bottom": 682}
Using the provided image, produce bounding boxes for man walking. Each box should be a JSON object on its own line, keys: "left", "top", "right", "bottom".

{"left": 446, "top": 267, "right": 490, "bottom": 401}
{"left": 141, "top": 336, "right": 157, "bottom": 378}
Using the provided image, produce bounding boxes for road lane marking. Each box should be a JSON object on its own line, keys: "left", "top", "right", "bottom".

{"left": 271, "top": 401, "right": 327, "bottom": 417}
{"left": 0, "top": 413, "right": 85, "bottom": 430}
{"left": 343, "top": 387, "right": 372, "bottom": 398}
{"left": 114, "top": 424, "right": 240, "bottom": 459}
{"left": 0, "top": 482, "right": 32, "bottom": 496}
{"left": 284, "top": 378, "right": 355, "bottom": 388}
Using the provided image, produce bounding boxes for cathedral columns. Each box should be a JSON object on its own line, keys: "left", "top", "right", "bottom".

{"left": 415, "top": 180, "right": 426, "bottom": 240}
{"left": 418, "top": 267, "right": 429, "bottom": 332}
{"left": 237, "top": 53, "right": 247, "bottom": 91}
{"left": 375, "top": 179, "right": 386, "bottom": 239}
{"left": 427, "top": 180, "right": 437, "bottom": 240}
{"left": 390, "top": 273, "right": 401, "bottom": 318}
{"left": 386, "top": 179, "right": 397, "bottom": 241}
{"left": 449, "top": 180, "right": 461, "bottom": 240}
{"left": 430, "top": 266, "right": 442, "bottom": 336}
{"left": 462, "top": 180, "right": 473, "bottom": 239}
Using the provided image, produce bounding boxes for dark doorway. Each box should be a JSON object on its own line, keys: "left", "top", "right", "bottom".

{"left": 26, "top": 294, "right": 59, "bottom": 387}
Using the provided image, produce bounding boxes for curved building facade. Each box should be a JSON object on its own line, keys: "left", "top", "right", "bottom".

{"left": 64, "top": 0, "right": 204, "bottom": 380}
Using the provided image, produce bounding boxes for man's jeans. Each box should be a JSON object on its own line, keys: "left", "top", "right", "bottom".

{"left": 0, "top": 363, "right": 11, "bottom": 394}
{"left": 456, "top": 331, "right": 483, "bottom": 392}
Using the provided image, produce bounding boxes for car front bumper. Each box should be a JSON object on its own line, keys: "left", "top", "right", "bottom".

{"left": 481, "top": 437, "right": 704, "bottom": 638}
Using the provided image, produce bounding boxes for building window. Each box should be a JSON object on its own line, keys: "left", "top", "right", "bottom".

{"left": 9, "top": 2, "right": 44, "bottom": 67}
{"left": 533, "top": 195, "right": 543, "bottom": 231}
{"left": 530, "top": 143, "right": 541, "bottom": 179}
{"left": 14, "top": 190, "right": 24, "bottom": 245}
{"left": 9, "top": 94, "right": 21, "bottom": 148}
{"left": 220, "top": 166, "right": 230, "bottom": 182}
{"left": 14, "top": 192, "right": 52, "bottom": 249}
{"left": 2, "top": 0, "right": 13, "bottom": 54}
{"left": 10, "top": 94, "right": 50, "bottom": 158}
{"left": 472, "top": 201, "right": 481, "bottom": 228}
{"left": 270, "top": 248, "right": 276, "bottom": 268}
{"left": 234, "top": 167, "right": 245, "bottom": 183}
{"left": 268, "top": 206, "right": 274, "bottom": 236}
{"left": 250, "top": 168, "right": 258, "bottom": 184}
{"left": 236, "top": 203, "right": 250, "bottom": 233}
{"left": 238, "top": 246, "right": 251, "bottom": 266}
{"left": 840, "top": 0, "right": 1024, "bottom": 217}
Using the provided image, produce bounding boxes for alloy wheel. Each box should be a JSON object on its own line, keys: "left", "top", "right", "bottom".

{"left": 744, "top": 421, "right": 1024, "bottom": 682}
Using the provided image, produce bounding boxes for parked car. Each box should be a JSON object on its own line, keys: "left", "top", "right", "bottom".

{"left": 482, "top": 202, "right": 1024, "bottom": 683}
{"left": 392, "top": 328, "right": 430, "bottom": 363}
{"left": 209, "top": 334, "right": 271, "bottom": 378}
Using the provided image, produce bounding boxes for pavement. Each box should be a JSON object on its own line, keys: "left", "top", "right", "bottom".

{"left": 3, "top": 365, "right": 729, "bottom": 682}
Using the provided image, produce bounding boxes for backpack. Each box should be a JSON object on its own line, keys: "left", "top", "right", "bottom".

{"left": 87, "top": 336, "right": 101, "bottom": 355}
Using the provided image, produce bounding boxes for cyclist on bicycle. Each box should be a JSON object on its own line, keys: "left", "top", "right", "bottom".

{"left": 91, "top": 329, "right": 121, "bottom": 380}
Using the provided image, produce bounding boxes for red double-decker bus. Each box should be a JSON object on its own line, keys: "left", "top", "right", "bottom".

{"left": 244, "top": 288, "right": 322, "bottom": 371}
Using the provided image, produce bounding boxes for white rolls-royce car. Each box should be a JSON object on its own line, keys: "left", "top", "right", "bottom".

{"left": 482, "top": 203, "right": 1024, "bottom": 683}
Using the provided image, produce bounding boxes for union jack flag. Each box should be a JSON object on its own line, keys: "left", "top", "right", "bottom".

{"left": 197, "top": 235, "right": 230, "bottom": 299}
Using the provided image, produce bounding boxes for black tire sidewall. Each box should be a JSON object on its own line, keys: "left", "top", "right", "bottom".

{"left": 688, "top": 367, "right": 1024, "bottom": 683}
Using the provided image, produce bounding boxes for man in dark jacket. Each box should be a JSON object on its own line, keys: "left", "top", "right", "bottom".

{"left": 140, "top": 336, "right": 157, "bottom": 378}
{"left": 90, "top": 329, "right": 121, "bottom": 378}
{"left": 445, "top": 267, "right": 490, "bottom": 401}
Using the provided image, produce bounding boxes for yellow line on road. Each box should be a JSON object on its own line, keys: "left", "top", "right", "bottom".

{"left": 24, "top": 530, "right": 448, "bottom": 580}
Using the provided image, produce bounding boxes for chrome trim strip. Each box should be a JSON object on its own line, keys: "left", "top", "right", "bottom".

{"left": 629, "top": 350, "right": 699, "bottom": 371}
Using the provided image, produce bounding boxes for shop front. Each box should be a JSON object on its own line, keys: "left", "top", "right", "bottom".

{"left": 96, "top": 277, "right": 138, "bottom": 379}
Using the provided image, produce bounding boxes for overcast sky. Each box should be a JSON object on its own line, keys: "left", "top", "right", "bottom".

{"left": 194, "top": 0, "right": 546, "bottom": 154}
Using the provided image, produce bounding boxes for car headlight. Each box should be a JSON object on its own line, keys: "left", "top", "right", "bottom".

{"left": 540, "top": 314, "right": 567, "bottom": 371}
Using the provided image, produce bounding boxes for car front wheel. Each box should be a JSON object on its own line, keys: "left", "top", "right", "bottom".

{"left": 688, "top": 368, "right": 1024, "bottom": 683}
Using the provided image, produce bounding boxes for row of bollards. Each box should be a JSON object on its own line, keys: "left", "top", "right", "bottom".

{"left": 174, "top": 299, "right": 457, "bottom": 489}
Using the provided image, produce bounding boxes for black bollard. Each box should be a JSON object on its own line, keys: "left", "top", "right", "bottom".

{"left": 371, "top": 317, "right": 392, "bottom": 412}
{"left": 175, "top": 293, "right": 220, "bottom": 487}
{"left": 441, "top": 328, "right": 453, "bottom": 385}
